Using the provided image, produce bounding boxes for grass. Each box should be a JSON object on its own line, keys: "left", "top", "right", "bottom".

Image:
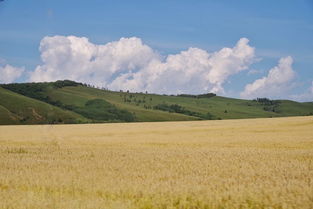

{"left": 0, "top": 116, "right": 312, "bottom": 209}
{"left": 1, "top": 81, "right": 313, "bottom": 124}
{"left": 48, "top": 85, "right": 198, "bottom": 122}
{"left": 48, "top": 85, "right": 313, "bottom": 120}
{"left": 0, "top": 87, "right": 90, "bottom": 125}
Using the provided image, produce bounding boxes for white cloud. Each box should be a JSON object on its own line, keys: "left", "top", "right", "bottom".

{"left": 290, "top": 81, "right": 313, "bottom": 102}
{"left": 30, "top": 36, "right": 159, "bottom": 87}
{"left": 240, "top": 56, "right": 295, "bottom": 99}
{"left": 30, "top": 36, "right": 255, "bottom": 94}
{"left": 0, "top": 64, "right": 24, "bottom": 84}
{"left": 247, "top": 69, "right": 262, "bottom": 75}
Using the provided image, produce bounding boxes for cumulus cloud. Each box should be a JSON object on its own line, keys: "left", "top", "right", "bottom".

{"left": 240, "top": 56, "right": 295, "bottom": 99}
{"left": 0, "top": 64, "right": 24, "bottom": 84}
{"left": 30, "top": 36, "right": 255, "bottom": 94}
{"left": 290, "top": 81, "right": 313, "bottom": 102}
{"left": 30, "top": 36, "right": 159, "bottom": 87}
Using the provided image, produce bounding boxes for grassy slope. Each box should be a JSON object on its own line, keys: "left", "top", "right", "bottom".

{"left": 47, "top": 85, "right": 313, "bottom": 121}
{"left": 1, "top": 82, "right": 312, "bottom": 124}
{"left": 275, "top": 100, "right": 313, "bottom": 116}
{"left": 47, "top": 86, "right": 198, "bottom": 122}
{"left": 0, "top": 105, "right": 17, "bottom": 125}
{"left": 0, "top": 87, "right": 90, "bottom": 125}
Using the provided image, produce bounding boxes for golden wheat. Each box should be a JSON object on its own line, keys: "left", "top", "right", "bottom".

{"left": 0, "top": 116, "right": 313, "bottom": 209}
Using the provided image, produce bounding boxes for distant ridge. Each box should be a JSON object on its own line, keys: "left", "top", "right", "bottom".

{"left": 0, "top": 80, "right": 312, "bottom": 125}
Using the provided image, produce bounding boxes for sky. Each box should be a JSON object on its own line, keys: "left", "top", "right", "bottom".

{"left": 0, "top": 0, "right": 312, "bottom": 101}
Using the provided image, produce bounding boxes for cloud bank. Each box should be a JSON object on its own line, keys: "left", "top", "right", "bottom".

{"left": 1, "top": 35, "right": 310, "bottom": 101}
{"left": 29, "top": 36, "right": 255, "bottom": 94}
{"left": 240, "top": 56, "right": 296, "bottom": 99}
{"left": 290, "top": 81, "right": 313, "bottom": 102}
{"left": 0, "top": 64, "right": 24, "bottom": 84}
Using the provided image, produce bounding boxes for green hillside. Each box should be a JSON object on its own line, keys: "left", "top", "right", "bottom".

{"left": 0, "top": 86, "right": 90, "bottom": 125}
{"left": 0, "top": 80, "right": 312, "bottom": 125}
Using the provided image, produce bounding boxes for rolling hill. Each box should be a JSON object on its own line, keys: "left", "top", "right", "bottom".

{"left": 0, "top": 80, "right": 312, "bottom": 125}
{"left": 0, "top": 86, "right": 90, "bottom": 125}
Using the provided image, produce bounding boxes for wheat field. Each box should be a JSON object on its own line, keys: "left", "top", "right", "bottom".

{"left": 0, "top": 116, "right": 312, "bottom": 209}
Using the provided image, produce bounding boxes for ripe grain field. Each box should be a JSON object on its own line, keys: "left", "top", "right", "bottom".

{"left": 0, "top": 116, "right": 313, "bottom": 209}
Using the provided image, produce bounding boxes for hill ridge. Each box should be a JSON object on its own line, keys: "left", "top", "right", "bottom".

{"left": 0, "top": 80, "right": 312, "bottom": 125}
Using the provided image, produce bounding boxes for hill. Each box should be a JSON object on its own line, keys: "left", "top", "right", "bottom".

{"left": 0, "top": 86, "right": 90, "bottom": 125}
{"left": 0, "top": 80, "right": 312, "bottom": 125}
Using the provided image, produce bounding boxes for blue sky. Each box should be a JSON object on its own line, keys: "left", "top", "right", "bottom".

{"left": 0, "top": 0, "right": 312, "bottom": 101}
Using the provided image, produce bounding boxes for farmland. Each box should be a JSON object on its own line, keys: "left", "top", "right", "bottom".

{"left": 0, "top": 116, "right": 313, "bottom": 209}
